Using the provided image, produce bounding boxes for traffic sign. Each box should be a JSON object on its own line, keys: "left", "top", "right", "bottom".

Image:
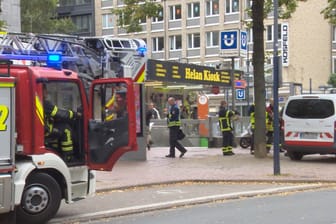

{"left": 236, "top": 89, "right": 245, "bottom": 100}
{"left": 240, "top": 31, "right": 247, "bottom": 57}
{"left": 220, "top": 30, "right": 238, "bottom": 50}
{"left": 219, "top": 30, "right": 247, "bottom": 58}
{"left": 234, "top": 79, "right": 247, "bottom": 89}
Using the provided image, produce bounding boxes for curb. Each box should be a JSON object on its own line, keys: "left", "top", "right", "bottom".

{"left": 96, "top": 179, "right": 336, "bottom": 193}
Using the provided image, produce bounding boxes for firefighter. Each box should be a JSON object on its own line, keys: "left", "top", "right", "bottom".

{"left": 266, "top": 110, "right": 274, "bottom": 152}
{"left": 249, "top": 104, "right": 255, "bottom": 154}
{"left": 218, "top": 100, "right": 239, "bottom": 156}
{"left": 166, "top": 97, "right": 187, "bottom": 158}
{"left": 43, "top": 87, "right": 80, "bottom": 162}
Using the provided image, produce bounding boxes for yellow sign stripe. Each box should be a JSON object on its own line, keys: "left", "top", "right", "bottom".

{"left": 0, "top": 82, "right": 14, "bottom": 88}
{"left": 35, "top": 94, "right": 44, "bottom": 126}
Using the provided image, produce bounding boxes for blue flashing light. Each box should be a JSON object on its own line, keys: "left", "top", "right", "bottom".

{"left": 47, "top": 54, "right": 62, "bottom": 70}
{"left": 137, "top": 47, "right": 147, "bottom": 57}
{"left": 47, "top": 54, "right": 62, "bottom": 62}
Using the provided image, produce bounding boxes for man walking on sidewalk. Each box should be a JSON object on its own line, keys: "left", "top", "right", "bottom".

{"left": 166, "top": 97, "right": 187, "bottom": 158}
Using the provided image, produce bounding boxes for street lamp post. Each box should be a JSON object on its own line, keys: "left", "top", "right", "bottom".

{"left": 273, "top": 0, "right": 280, "bottom": 175}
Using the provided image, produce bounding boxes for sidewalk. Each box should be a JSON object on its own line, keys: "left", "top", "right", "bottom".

{"left": 96, "top": 146, "right": 336, "bottom": 191}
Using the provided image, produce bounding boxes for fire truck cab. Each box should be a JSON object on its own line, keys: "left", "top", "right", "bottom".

{"left": 0, "top": 55, "right": 138, "bottom": 224}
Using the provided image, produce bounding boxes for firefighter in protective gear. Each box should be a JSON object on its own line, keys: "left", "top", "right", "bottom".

{"left": 266, "top": 111, "right": 274, "bottom": 152}
{"left": 218, "top": 100, "right": 239, "bottom": 156}
{"left": 166, "top": 97, "right": 187, "bottom": 158}
{"left": 44, "top": 88, "right": 79, "bottom": 162}
{"left": 249, "top": 104, "right": 255, "bottom": 154}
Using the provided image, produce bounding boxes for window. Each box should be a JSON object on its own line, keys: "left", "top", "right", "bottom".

{"left": 333, "top": 57, "right": 336, "bottom": 73}
{"left": 153, "top": 8, "right": 164, "bottom": 22}
{"left": 286, "top": 99, "right": 334, "bottom": 119}
{"left": 266, "top": 24, "right": 282, "bottom": 41}
{"left": 247, "top": 28, "right": 253, "bottom": 43}
{"left": 170, "top": 5, "right": 181, "bottom": 20}
{"left": 152, "top": 37, "right": 164, "bottom": 52}
{"left": 206, "top": 0, "right": 219, "bottom": 16}
{"left": 225, "top": 0, "right": 239, "bottom": 13}
{"left": 169, "top": 35, "right": 182, "bottom": 50}
{"left": 73, "top": 15, "right": 92, "bottom": 33}
{"left": 245, "top": 0, "right": 252, "bottom": 9}
{"left": 266, "top": 25, "right": 272, "bottom": 41}
{"left": 188, "top": 33, "right": 200, "bottom": 48}
{"left": 206, "top": 31, "right": 219, "bottom": 47}
{"left": 188, "top": 2, "right": 200, "bottom": 18}
{"left": 333, "top": 26, "right": 336, "bottom": 42}
{"left": 102, "top": 14, "right": 113, "bottom": 29}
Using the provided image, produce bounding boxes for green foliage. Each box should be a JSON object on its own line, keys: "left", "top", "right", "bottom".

{"left": 245, "top": 0, "right": 305, "bottom": 28}
{"left": 0, "top": 20, "right": 6, "bottom": 31}
{"left": 112, "top": 0, "right": 162, "bottom": 33}
{"left": 21, "top": 0, "right": 76, "bottom": 34}
{"left": 322, "top": 0, "right": 336, "bottom": 24}
{"left": 328, "top": 73, "right": 336, "bottom": 87}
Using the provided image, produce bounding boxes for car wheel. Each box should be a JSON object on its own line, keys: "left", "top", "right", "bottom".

{"left": 287, "top": 152, "right": 304, "bottom": 161}
{"left": 16, "top": 172, "right": 62, "bottom": 224}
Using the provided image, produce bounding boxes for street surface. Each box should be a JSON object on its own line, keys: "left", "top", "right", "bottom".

{"left": 48, "top": 147, "right": 336, "bottom": 223}
{"left": 86, "top": 188, "right": 336, "bottom": 224}
{"left": 50, "top": 181, "right": 333, "bottom": 224}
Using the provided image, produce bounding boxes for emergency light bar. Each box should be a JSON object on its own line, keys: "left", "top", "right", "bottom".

{"left": 137, "top": 46, "right": 147, "bottom": 57}
{"left": 47, "top": 53, "right": 62, "bottom": 70}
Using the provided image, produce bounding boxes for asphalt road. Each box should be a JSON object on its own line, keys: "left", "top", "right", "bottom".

{"left": 86, "top": 188, "right": 336, "bottom": 224}
{"left": 50, "top": 181, "right": 333, "bottom": 224}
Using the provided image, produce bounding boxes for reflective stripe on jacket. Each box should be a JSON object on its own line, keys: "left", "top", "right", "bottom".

{"left": 219, "top": 109, "right": 234, "bottom": 131}
{"left": 167, "top": 104, "right": 181, "bottom": 127}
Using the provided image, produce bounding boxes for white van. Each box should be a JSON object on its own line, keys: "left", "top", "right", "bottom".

{"left": 282, "top": 94, "right": 336, "bottom": 160}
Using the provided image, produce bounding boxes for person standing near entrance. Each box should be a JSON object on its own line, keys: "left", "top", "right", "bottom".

{"left": 166, "top": 97, "right": 187, "bottom": 158}
{"left": 218, "top": 100, "right": 239, "bottom": 156}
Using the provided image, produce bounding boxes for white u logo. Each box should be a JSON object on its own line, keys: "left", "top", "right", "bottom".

{"left": 224, "top": 34, "right": 235, "bottom": 47}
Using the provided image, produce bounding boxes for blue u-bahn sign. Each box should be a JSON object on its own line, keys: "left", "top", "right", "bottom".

{"left": 220, "top": 30, "right": 247, "bottom": 58}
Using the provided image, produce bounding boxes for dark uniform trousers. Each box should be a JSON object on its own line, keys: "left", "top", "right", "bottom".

{"left": 169, "top": 126, "right": 187, "bottom": 157}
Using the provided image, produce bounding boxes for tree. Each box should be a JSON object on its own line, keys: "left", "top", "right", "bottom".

{"left": 112, "top": 0, "right": 162, "bottom": 33}
{"left": 21, "top": 0, "right": 76, "bottom": 34}
{"left": 251, "top": 0, "right": 305, "bottom": 158}
{"left": 328, "top": 73, "right": 336, "bottom": 87}
{"left": 322, "top": 0, "right": 336, "bottom": 24}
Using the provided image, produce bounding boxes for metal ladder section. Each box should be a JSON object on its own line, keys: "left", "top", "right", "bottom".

{"left": 0, "top": 32, "right": 105, "bottom": 79}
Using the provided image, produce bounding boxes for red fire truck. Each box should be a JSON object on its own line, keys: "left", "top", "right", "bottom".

{"left": 0, "top": 34, "right": 139, "bottom": 223}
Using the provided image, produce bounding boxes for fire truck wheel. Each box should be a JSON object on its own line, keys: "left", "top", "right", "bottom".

{"left": 16, "top": 172, "right": 62, "bottom": 224}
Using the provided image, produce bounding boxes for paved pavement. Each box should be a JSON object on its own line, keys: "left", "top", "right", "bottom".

{"left": 96, "top": 146, "right": 336, "bottom": 191}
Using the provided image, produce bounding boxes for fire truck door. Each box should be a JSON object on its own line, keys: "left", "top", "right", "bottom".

{"left": 0, "top": 77, "right": 15, "bottom": 214}
{"left": 88, "top": 78, "right": 137, "bottom": 171}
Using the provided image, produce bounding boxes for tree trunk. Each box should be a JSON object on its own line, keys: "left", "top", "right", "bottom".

{"left": 252, "top": 0, "right": 267, "bottom": 158}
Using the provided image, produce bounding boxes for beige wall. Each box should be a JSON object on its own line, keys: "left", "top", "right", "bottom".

{"left": 284, "top": 0, "right": 331, "bottom": 91}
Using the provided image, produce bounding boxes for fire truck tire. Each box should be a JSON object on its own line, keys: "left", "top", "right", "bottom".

{"left": 16, "top": 172, "right": 62, "bottom": 224}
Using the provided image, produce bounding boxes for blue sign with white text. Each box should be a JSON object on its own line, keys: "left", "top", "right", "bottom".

{"left": 236, "top": 89, "right": 245, "bottom": 100}
{"left": 220, "top": 31, "right": 238, "bottom": 50}
{"left": 240, "top": 31, "right": 247, "bottom": 51}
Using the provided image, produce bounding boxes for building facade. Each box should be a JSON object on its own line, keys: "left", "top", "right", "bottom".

{"left": 57, "top": 0, "right": 96, "bottom": 36}
{"left": 0, "top": 0, "right": 21, "bottom": 32}
{"left": 94, "top": 0, "right": 332, "bottom": 92}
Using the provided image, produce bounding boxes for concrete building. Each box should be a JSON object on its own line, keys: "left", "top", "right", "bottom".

{"left": 57, "top": 0, "right": 96, "bottom": 36}
{"left": 0, "top": 0, "right": 21, "bottom": 32}
{"left": 94, "top": 0, "right": 332, "bottom": 92}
